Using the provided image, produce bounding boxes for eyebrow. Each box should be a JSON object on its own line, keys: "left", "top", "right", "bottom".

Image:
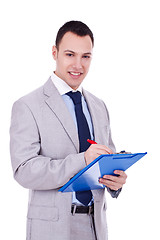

{"left": 64, "top": 50, "right": 92, "bottom": 55}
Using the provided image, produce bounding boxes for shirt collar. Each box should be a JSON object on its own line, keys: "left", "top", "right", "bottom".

{"left": 51, "top": 72, "right": 82, "bottom": 95}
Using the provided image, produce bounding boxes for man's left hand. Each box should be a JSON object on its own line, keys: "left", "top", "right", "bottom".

{"left": 99, "top": 170, "right": 127, "bottom": 191}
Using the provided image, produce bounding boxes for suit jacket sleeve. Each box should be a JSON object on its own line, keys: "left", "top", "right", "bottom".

{"left": 102, "top": 101, "right": 116, "bottom": 153}
{"left": 102, "top": 101, "right": 122, "bottom": 198}
{"left": 10, "top": 100, "right": 86, "bottom": 190}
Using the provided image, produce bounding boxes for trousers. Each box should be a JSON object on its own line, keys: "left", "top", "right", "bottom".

{"left": 70, "top": 213, "right": 97, "bottom": 240}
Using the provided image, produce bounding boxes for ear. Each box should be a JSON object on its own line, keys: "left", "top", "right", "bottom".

{"left": 52, "top": 45, "right": 58, "bottom": 60}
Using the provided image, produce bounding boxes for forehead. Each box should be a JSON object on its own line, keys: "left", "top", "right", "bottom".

{"left": 58, "top": 32, "right": 93, "bottom": 53}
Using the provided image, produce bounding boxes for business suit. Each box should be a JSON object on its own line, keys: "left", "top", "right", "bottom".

{"left": 10, "top": 77, "right": 118, "bottom": 240}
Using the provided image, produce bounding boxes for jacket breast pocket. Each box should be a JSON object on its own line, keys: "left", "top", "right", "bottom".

{"left": 27, "top": 205, "right": 59, "bottom": 221}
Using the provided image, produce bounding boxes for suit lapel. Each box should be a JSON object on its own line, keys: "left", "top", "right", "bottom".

{"left": 43, "top": 78, "right": 79, "bottom": 152}
{"left": 83, "top": 89, "right": 101, "bottom": 144}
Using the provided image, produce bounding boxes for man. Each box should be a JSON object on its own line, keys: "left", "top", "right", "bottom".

{"left": 10, "top": 21, "right": 127, "bottom": 240}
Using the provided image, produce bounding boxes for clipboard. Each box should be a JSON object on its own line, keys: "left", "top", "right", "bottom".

{"left": 59, "top": 152, "right": 147, "bottom": 192}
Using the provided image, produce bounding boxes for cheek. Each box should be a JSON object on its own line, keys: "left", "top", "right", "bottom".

{"left": 56, "top": 59, "right": 67, "bottom": 73}
{"left": 61, "top": 58, "right": 73, "bottom": 70}
{"left": 83, "top": 58, "right": 92, "bottom": 66}
{"left": 83, "top": 61, "right": 91, "bottom": 73}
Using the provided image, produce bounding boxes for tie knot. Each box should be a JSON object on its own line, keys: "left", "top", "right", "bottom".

{"left": 66, "top": 91, "right": 82, "bottom": 105}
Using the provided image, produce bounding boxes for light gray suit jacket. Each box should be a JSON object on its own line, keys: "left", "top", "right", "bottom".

{"left": 10, "top": 78, "right": 119, "bottom": 240}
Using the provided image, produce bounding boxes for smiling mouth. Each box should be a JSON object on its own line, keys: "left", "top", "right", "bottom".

{"left": 69, "top": 72, "right": 82, "bottom": 76}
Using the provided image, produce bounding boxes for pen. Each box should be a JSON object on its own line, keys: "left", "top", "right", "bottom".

{"left": 87, "top": 139, "right": 97, "bottom": 144}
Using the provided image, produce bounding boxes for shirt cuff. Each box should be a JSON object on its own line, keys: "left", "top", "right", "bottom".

{"left": 107, "top": 187, "right": 122, "bottom": 198}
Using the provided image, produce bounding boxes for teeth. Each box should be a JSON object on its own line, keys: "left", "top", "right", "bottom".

{"left": 70, "top": 72, "right": 81, "bottom": 76}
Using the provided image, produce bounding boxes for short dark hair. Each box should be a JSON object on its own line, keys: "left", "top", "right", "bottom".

{"left": 55, "top": 20, "right": 94, "bottom": 50}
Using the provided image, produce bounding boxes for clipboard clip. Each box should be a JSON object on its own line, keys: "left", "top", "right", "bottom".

{"left": 116, "top": 150, "right": 132, "bottom": 154}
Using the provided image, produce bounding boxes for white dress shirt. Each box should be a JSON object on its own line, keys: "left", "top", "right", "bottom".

{"left": 51, "top": 73, "right": 94, "bottom": 205}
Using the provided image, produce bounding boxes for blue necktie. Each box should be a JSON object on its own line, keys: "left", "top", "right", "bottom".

{"left": 66, "top": 91, "right": 92, "bottom": 206}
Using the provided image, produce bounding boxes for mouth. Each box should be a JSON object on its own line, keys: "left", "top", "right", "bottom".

{"left": 69, "top": 72, "right": 82, "bottom": 76}
{"left": 68, "top": 71, "right": 83, "bottom": 79}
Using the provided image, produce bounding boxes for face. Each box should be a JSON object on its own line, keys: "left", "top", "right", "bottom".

{"left": 52, "top": 32, "right": 93, "bottom": 90}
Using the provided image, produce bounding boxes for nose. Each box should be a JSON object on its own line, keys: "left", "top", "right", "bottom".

{"left": 73, "top": 56, "right": 83, "bottom": 70}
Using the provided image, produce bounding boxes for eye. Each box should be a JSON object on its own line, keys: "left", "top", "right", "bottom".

{"left": 66, "top": 53, "right": 74, "bottom": 57}
{"left": 83, "top": 55, "right": 91, "bottom": 59}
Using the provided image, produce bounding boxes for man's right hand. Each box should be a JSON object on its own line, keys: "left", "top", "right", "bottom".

{"left": 84, "top": 144, "right": 113, "bottom": 165}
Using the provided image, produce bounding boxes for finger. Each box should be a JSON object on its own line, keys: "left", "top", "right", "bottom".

{"left": 88, "top": 145, "right": 109, "bottom": 156}
{"left": 98, "top": 144, "right": 113, "bottom": 154}
{"left": 96, "top": 149, "right": 111, "bottom": 155}
{"left": 102, "top": 175, "right": 122, "bottom": 184}
{"left": 103, "top": 174, "right": 126, "bottom": 185}
{"left": 103, "top": 175, "right": 119, "bottom": 182}
{"left": 99, "top": 178, "right": 121, "bottom": 191}
{"left": 92, "top": 144, "right": 113, "bottom": 154}
{"left": 114, "top": 170, "right": 127, "bottom": 180}
{"left": 114, "top": 170, "right": 126, "bottom": 176}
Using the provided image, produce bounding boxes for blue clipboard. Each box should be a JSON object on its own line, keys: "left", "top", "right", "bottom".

{"left": 59, "top": 152, "right": 147, "bottom": 192}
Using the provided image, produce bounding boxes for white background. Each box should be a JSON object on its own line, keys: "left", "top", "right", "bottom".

{"left": 0, "top": 0, "right": 160, "bottom": 239}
